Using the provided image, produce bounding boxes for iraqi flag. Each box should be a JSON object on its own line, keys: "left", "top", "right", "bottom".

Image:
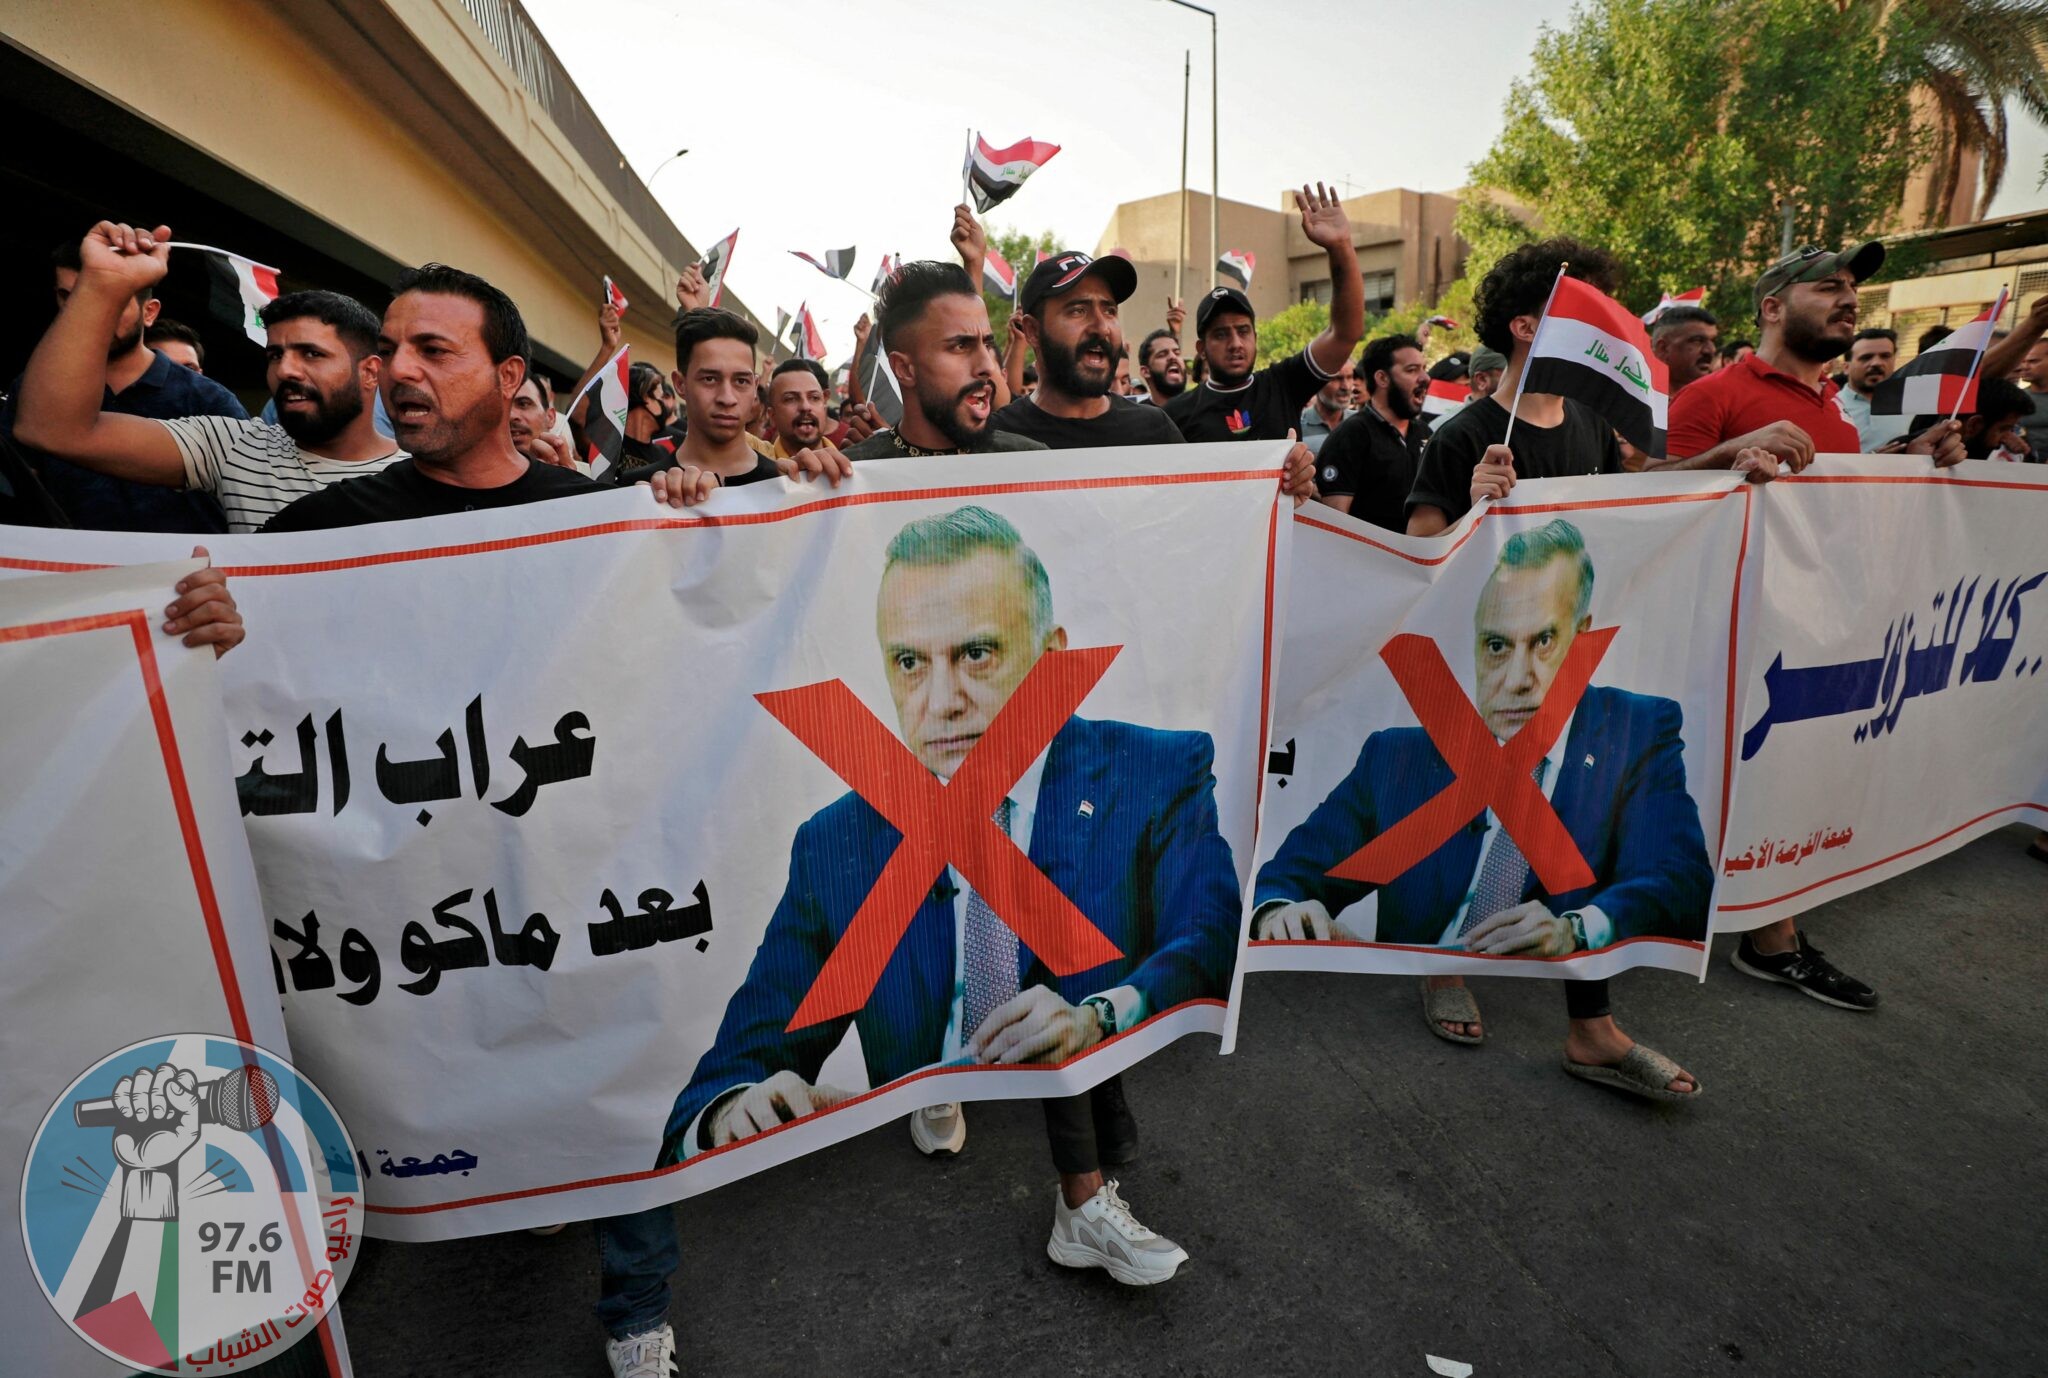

{"left": 698, "top": 228, "right": 739, "bottom": 308}
{"left": 1870, "top": 288, "right": 2008, "bottom": 417}
{"left": 568, "top": 344, "right": 630, "bottom": 480}
{"left": 983, "top": 247, "right": 1017, "bottom": 301}
{"left": 169, "top": 241, "right": 280, "bottom": 346}
{"left": 1421, "top": 377, "right": 1469, "bottom": 421}
{"left": 962, "top": 132, "right": 1060, "bottom": 213}
{"left": 870, "top": 253, "right": 899, "bottom": 297}
{"left": 1521, "top": 270, "right": 1671, "bottom": 456}
{"left": 791, "top": 246, "right": 856, "bottom": 280}
{"left": 1641, "top": 286, "right": 1706, "bottom": 326}
{"left": 1218, "top": 250, "right": 1256, "bottom": 290}
{"left": 855, "top": 316, "right": 904, "bottom": 428}
{"left": 793, "top": 304, "right": 825, "bottom": 362}
{"left": 604, "top": 274, "right": 629, "bottom": 314}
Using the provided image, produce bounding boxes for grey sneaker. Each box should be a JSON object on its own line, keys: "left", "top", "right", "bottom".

{"left": 605, "top": 1323, "right": 677, "bottom": 1378}
{"left": 909, "top": 1102, "right": 966, "bottom": 1155}
{"left": 1046, "top": 1180, "right": 1188, "bottom": 1285}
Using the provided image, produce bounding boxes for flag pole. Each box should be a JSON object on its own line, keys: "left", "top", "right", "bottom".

{"left": 962, "top": 128, "right": 973, "bottom": 208}
{"left": 1177, "top": 48, "right": 1190, "bottom": 314}
{"left": 1945, "top": 285, "right": 2010, "bottom": 425}
{"left": 1502, "top": 262, "right": 1568, "bottom": 450}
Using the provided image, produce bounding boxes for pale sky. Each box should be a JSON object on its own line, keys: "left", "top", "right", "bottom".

{"left": 524, "top": 0, "right": 2048, "bottom": 363}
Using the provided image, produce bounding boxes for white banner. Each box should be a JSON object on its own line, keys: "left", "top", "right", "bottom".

{"left": 1, "top": 445, "right": 1289, "bottom": 1241}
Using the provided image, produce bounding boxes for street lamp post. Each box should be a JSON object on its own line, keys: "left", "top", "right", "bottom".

{"left": 1158, "top": 0, "right": 1218, "bottom": 294}
{"left": 647, "top": 147, "right": 690, "bottom": 189}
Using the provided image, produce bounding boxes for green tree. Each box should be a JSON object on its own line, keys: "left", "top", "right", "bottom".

{"left": 1457, "top": 0, "right": 1926, "bottom": 323}
{"left": 1253, "top": 301, "right": 1328, "bottom": 368}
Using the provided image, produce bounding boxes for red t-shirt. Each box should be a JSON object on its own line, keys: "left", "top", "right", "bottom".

{"left": 1665, "top": 351, "right": 1862, "bottom": 458}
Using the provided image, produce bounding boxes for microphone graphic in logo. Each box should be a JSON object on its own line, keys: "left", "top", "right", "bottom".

{"left": 22, "top": 1035, "right": 362, "bottom": 1374}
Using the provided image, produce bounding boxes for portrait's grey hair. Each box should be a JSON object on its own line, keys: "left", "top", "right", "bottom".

{"left": 1492, "top": 517, "right": 1595, "bottom": 623}
{"left": 883, "top": 505, "right": 1055, "bottom": 641}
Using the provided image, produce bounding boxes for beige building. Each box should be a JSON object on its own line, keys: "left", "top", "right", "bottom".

{"left": 1860, "top": 208, "right": 2048, "bottom": 361}
{"left": 1094, "top": 186, "right": 1466, "bottom": 325}
{"left": 0, "top": 0, "right": 774, "bottom": 397}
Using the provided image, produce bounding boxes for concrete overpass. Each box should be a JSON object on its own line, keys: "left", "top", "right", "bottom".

{"left": 0, "top": 0, "right": 769, "bottom": 396}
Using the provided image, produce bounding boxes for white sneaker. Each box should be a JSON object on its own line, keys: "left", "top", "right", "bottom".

{"left": 1046, "top": 1180, "right": 1188, "bottom": 1285}
{"left": 909, "top": 1102, "right": 966, "bottom": 1155}
{"left": 605, "top": 1322, "right": 677, "bottom": 1378}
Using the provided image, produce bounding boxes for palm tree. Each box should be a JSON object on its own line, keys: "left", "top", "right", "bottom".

{"left": 1866, "top": 0, "right": 2048, "bottom": 225}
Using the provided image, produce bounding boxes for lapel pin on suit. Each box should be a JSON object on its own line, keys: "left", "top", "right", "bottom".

{"left": 1078, "top": 800, "right": 1095, "bottom": 818}
{"left": 1582, "top": 753, "right": 1595, "bottom": 769}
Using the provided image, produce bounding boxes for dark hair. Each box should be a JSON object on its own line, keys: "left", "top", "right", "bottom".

{"left": 1850, "top": 327, "right": 1897, "bottom": 348}
{"left": 1138, "top": 327, "right": 1177, "bottom": 372}
{"left": 1916, "top": 324, "right": 1954, "bottom": 353}
{"left": 771, "top": 357, "right": 830, "bottom": 391}
{"left": 1975, "top": 375, "right": 2030, "bottom": 424}
{"left": 1718, "top": 337, "right": 1754, "bottom": 359}
{"left": 1653, "top": 304, "right": 1719, "bottom": 334}
{"left": 260, "top": 289, "right": 381, "bottom": 359}
{"left": 875, "top": 260, "right": 978, "bottom": 345}
{"left": 673, "top": 307, "right": 758, "bottom": 374}
{"left": 391, "top": 263, "right": 529, "bottom": 365}
{"left": 517, "top": 369, "right": 554, "bottom": 409}
{"left": 146, "top": 317, "right": 204, "bottom": 367}
{"left": 51, "top": 234, "right": 153, "bottom": 302}
{"left": 628, "top": 360, "right": 666, "bottom": 409}
{"left": 1474, "top": 238, "right": 1621, "bottom": 355}
{"left": 1022, "top": 364, "right": 1039, "bottom": 387}
{"left": 1357, "top": 333, "right": 1422, "bottom": 394}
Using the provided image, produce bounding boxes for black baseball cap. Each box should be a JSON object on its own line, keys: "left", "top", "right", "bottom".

{"left": 1753, "top": 241, "right": 1886, "bottom": 309}
{"left": 1017, "top": 251, "right": 1138, "bottom": 317}
{"left": 1195, "top": 285, "right": 1256, "bottom": 336}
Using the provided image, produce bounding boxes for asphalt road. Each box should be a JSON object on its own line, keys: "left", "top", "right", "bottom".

{"left": 338, "top": 823, "right": 2046, "bottom": 1378}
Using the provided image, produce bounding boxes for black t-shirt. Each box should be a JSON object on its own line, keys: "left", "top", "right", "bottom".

{"left": 1316, "top": 405, "right": 1432, "bottom": 533}
{"left": 1406, "top": 395, "right": 1624, "bottom": 525}
{"left": 262, "top": 457, "right": 601, "bottom": 532}
{"left": 842, "top": 429, "right": 1050, "bottom": 460}
{"left": 1163, "top": 349, "right": 1329, "bottom": 443}
{"left": 990, "top": 394, "right": 1185, "bottom": 449}
{"left": 613, "top": 451, "right": 781, "bottom": 489}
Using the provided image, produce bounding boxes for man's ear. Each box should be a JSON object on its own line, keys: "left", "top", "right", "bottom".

{"left": 499, "top": 353, "right": 527, "bottom": 400}
{"left": 1576, "top": 613, "right": 1594, "bottom": 635}
{"left": 888, "top": 348, "right": 915, "bottom": 392}
{"left": 357, "top": 352, "right": 382, "bottom": 396}
{"left": 1511, "top": 314, "right": 1538, "bottom": 345}
{"left": 670, "top": 368, "right": 686, "bottom": 395}
{"left": 140, "top": 297, "right": 163, "bottom": 329}
{"left": 1013, "top": 312, "right": 1042, "bottom": 350}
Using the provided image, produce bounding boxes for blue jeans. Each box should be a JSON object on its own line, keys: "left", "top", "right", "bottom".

{"left": 594, "top": 1205, "right": 679, "bottom": 1340}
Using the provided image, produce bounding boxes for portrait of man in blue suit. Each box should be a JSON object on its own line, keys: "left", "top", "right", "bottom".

{"left": 1253, "top": 517, "right": 1712, "bottom": 954}
{"left": 659, "top": 504, "right": 1243, "bottom": 1165}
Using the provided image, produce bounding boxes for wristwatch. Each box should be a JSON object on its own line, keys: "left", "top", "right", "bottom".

{"left": 1563, "top": 910, "right": 1588, "bottom": 951}
{"left": 1081, "top": 996, "right": 1118, "bottom": 1039}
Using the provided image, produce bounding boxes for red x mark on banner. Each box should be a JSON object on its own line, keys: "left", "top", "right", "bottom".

{"left": 757, "top": 645, "right": 1127, "bottom": 1032}
{"left": 1326, "top": 626, "right": 1617, "bottom": 892}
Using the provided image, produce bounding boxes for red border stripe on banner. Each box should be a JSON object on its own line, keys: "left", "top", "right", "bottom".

{"left": 1716, "top": 802, "right": 2047, "bottom": 911}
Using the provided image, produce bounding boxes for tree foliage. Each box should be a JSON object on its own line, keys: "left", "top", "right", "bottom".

{"left": 1457, "top": 0, "right": 1929, "bottom": 322}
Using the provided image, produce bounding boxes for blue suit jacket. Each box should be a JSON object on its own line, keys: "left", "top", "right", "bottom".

{"left": 1253, "top": 685, "right": 1711, "bottom": 947}
{"left": 660, "top": 716, "right": 1242, "bottom": 1163}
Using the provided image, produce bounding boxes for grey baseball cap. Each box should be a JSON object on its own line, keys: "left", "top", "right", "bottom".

{"left": 1753, "top": 241, "right": 1886, "bottom": 309}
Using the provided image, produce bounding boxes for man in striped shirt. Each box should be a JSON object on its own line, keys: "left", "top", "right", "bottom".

{"left": 15, "top": 222, "right": 403, "bottom": 532}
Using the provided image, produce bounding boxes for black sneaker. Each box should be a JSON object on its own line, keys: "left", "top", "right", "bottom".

{"left": 1730, "top": 930, "right": 1879, "bottom": 1010}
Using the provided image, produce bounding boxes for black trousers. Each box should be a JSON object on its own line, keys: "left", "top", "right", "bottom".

{"left": 1041, "top": 1074, "right": 1129, "bottom": 1176}
{"left": 1564, "top": 977, "right": 1610, "bottom": 1020}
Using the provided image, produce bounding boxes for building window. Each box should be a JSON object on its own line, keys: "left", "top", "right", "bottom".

{"left": 1299, "top": 279, "right": 1332, "bottom": 305}
{"left": 1363, "top": 270, "right": 1397, "bottom": 314}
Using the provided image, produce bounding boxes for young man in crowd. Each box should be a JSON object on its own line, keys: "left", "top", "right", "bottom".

{"left": 16, "top": 223, "right": 403, "bottom": 532}
{"left": 1298, "top": 359, "right": 1355, "bottom": 454}
{"left": 991, "top": 251, "right": 1185, "bottom": 448}
{"left": 2016, "top": 333, "right": 2048, "bottom": 455}
{"left": 613, "top": 309, "right": 789, "bottom": 490}
{"left": 763, "top": 358, "right": 839, "bottom": 458}
{"left": 1834, "top": 328, "right": 1908, "bottom": 450}
{"left": 1137, "top": 326, "right": 1187, "bottom": 407}
{"left": 1315, "top": 332, "right": 1429, "bottom": 531}
{"left": 1910, "top": 375, "right": 2034, "bottom": 460}
{"left": 1395, "top": 238, "right": 1699, "bottom": 1097}
{"left": 145, "top": 317, "right": 207, "bottom": 375}
{"left": 618, "top": 363, "right": 681, "bottom": 468}
{"left": 1650, "top": 304, "right": 1721, "bottom": 399}
{"left": 1166, "top": 184, "right": 1365, "bottom": 442}
{"left": 3, "top": 233, "right": 240, "bottom": 533}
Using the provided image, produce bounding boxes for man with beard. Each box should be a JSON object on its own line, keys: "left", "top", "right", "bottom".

{"left": 3, "top": 233, "right": 241, "bottom": 533}
{"left": 763, "top": 358, "right": 851, "bottom": 458}
{"left": 1661, "top": 244, "right": 1963, "bottom": 481}
{"left": 16, "top": 224, "right": 402, "bottom": 532}
{"left": 991, "top": 251, "right": 1185, "bottom": 448}
{"left": 1137, "top": 326, "right": 1187, "bottom": 407}
{"left": 844, "top": 261, "right": 1049, "bottom": 461}
{"left": 1165, "top": 184, "right": 1364, "bottom": 443}
{"left": 1649, "top": 304, "right": 1720, "bottom": 400}
{"left": 1298, "top": 361, "right": 1355, "bottom": 455}
{"left": 1315, "top": 332, "right": 1431, "bottom": 531}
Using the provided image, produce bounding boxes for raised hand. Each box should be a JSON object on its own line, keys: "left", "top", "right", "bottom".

{"left": 80, "top": 221, "right": 173, "bottom": 294}
{"left": 1293, "top": 184, "right": 1352, "bottom": 251}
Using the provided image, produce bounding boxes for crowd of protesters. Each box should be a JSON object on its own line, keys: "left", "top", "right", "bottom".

{"left": 3, "top": 200, "right": 2045, "bottom": 1378}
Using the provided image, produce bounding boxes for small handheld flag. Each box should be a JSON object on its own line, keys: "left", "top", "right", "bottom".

{"left": 854, "top": 319, "right": 903, "bottom": 427}
{"left": 1641, "top": 287, "right": 1707, "bottom": 326}
{"left": 870, "top": 253, "right": 900, "bottom": 298}
{"left": 1870, "top": 288, "right": 2009, "bottom": 422}
{"left": 793, "top": 304, "right": 825, "bottom": 362}
{"left": 1421, "top": 377, "right": 1468, "bottom": 422}
{"left": 1516, "top": 268, "right": 1670, "bottom": 456}
{"left": 566, "top": 344, "right": 631, "bottom": 481}
{"left": 791, "top": 247, "right": 856, "bottom": 280}
{"left": 1218, "top": 250, "right": 1256, "bottom": 290}
{"left": 168, "top": 242, "right": 280, "bottom": 347}
{"left": 698, "top": 229, "right": 739, "bottom": 308}
{"left": 983, "top": 248, "right": 1016, "bottom": 301}
{"left": 603, "top": 275, "right": 629, "bottom": 313}
{"left": 962, "top": 131, "right": 1061, "bottom": 213}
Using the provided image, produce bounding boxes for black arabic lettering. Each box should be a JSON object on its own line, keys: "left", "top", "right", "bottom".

{"left": 492, "top": 712, "right": 597, "bottom": 816}
{"left": 376, "top": 727, "right": 461, "bottom": 806}
{"left": 483, "top": 887, "right": 561, "bottom": 970}
{"left": 238, "top": 714, "right": 319, "bottom": 816}
{"left": 273, "top": 911, "right": 334, "bottom": 992}
{"left": 589, "top": 880, "right": 713, "bottom": 956}
{"left": 337, "top": 926, "right": 380, "bottom": 1005}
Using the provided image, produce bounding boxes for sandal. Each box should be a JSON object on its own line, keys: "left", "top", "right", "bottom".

{"left": 1562, "top": 1043, "right": 1700, "bottom": 1103}
{"left": 2027, "top": 833, "right": 2048, "bottom": 866}
{"left": 1419, "top": 979, "right": 1484, "bottom": 1045}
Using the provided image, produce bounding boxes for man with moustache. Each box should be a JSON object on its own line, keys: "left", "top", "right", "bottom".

{"left": 1137, "top": 326, "right": 1187, "bottom": 407}
{"left": 991, "top": 251, "right": 1185, "bottom": 448}
{"left": 1314, "top": 332, "right": 1431, "bottom": 531}
{"left": 509, "top": 371, "right": 580, "bottom": 470}
{"left": 763, "top": 358, "right": 842, "bottom": 459}
{"left": 1649, "top": 305, "right": 1721, "bottom": 400}
{"left": 1298, "top": 360, "right": 1356, "bottom": 455}
{"left": 15, "top": 225, "right": 401, "bottom": 533}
